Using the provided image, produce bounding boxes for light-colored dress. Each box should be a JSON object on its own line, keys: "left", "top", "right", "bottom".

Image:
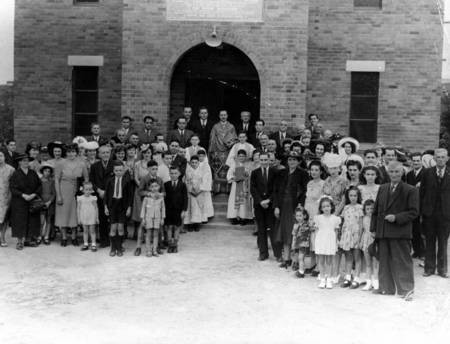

{"left": 304, "top": 179, "right": 325, "bottom": 251}
{"left": 185, "top": 145, "right": 208, "bottom": 163}
{"left": 157, "top": 163, "right": 171, "bottom": 183}
{"left": 339, "top": 204, "right": 364, "bottom": 250}
{"left": 314, "top": 214, "right": 341, "bottom": 255}
{"left": 55, "top": 159, "right": 87, "bottom": 228}
{"left": 360, "top": 215, "right": 374, "bottom": 252}
{"left": 0, "top": 163, "right": 15, "bottom": 223}
{"left": 132, "top": 160, "right": 150, "bottom": 222}
{"left": 322, "top": 176, "right": 348, "bottom": 215}
{"left": 140, "top": 195, "right": 165, "bottom": 229}
{"left": 199, "top": 160, "right": 214, "bottom": 219}
{"left": 184, "top": 166, "right": 205, "bottom": 224}
{"left": 226, "top": 162, "right": 253, "bottom": 220}
{"left": 76, "top": 195, "right": 99, "bottom": 226}
{"left": 358, "top": 184, "right": 380, "bottom": 203}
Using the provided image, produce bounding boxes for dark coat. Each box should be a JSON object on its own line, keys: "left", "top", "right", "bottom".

{"left": 420, "top": 166, "right": 450, "bottom": 221}
{"left": 167, "top": 129, "right": 194, "bottom": 148}
{"left": 269, "top": 131, "right": 293, "bottom": 152}
{"left": 406, "top": 168, "right": 423, "bottom": 188}
{"left": 9, "top": 168, "right": 42, "bottom": 238}
{"left": 86, "top": 135, "right": 109, "bottom": 146}
{"left": 190, "top": 119, "right": 215, "bottom": 151}
{"left": 235, "top": 121, "right": 255, "bottom": 137}
{"left": 164, "top": 180, "right": 188, "bottom": 226}
{"left": 249, "top": 131, "right": 270, "bottom": 148}
{"left": 371, "top": 182, "right": 419, "bottom": 239}
{"left": 250, "top": 166, "right": 277, "bottom": 207}
{"left": 104, "top": 175, "right": 133, "bottom": 211}
{"left": 2, "top": 149, "right": 19, "bottom": 169}
{"left": 89, "top": 160, "right": 114, "bottom": 193}
{"left": 137, "top": 129, "right": 156, "bottom": 145}
{"left": 273, "top": 167, "right": 309, "bottom": 210}
{"left": 171, "top": 154, "right": 187, "bottom": 177}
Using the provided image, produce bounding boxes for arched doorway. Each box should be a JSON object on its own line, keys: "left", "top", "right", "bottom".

{"left": 169, "top": 43, "right": 260, "bottom": 128}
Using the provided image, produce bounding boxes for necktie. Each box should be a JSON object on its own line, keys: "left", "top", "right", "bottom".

{"left": 263, "top": 168, "right": 268, "bottom": 183}
{"left": 202, "top": 120, "right": 205, "bottom": 128}
{"left": 390, "top": 184, "right": 396, "bottom": 195}
{"left": 172, "top": 181, "right": 176, "bottom": 188}
{"left": 114, "top": 178, "right": 120, "bottom": 198}
{"left": 438, "top": 168, "right": 444, "bottom": 181}
{"left": 244, "top": 124, "right": 247, "bottom": 131}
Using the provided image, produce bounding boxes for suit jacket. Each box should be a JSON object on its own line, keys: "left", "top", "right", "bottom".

{"left": 86, "top": 135, "right": 109, "bottom": 146}
{"left": 371, "top": 182, "right": 419, "bottom": 239}
{"left": 250, "top": 166, "right": 277, "bottom": 207}
{"left": 406, "top": 168, "right": 423, "bottom": 188}
{"left": 273, "top": 167, "right": 309, "bottom": 210}
{"left": 235, "top": 121, "right": 255, "bottom": 137}
{"left": 378, "top": 165, "right": 390, "bottom": 184}
{"left": 137, "top": 128, "right": 156, "bottom": 145}
{"left": 420, "top": 166, "right": 450, "bottom": 220}
{"left": 2, "top": 149, "right": 19, "bottom": 169}
{"left": 167, "top": 129, "right": 194, "bottom": 148}
{"left": 164, "top": 180, "right": 188, "bottom": 211}
{"left": 89, "top": 160, "right": 114, "bottom": 193}
{"left": 249, "top": 131, "right": 270, "bottom": 148}
{"left": 171, "top": 154, "right": 187, "bottom": 177}
{"left": 104, "top": 175, "right": 133, "bottom": 211}
{"left": 269, "top": 131, "right": 292, "bottom": 151}
{"left": 190, "top": 119, "right": 214, "bottom": 150}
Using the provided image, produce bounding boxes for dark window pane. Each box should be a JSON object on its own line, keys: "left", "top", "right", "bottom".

{"left": 73, "top": 115, "right": 98, "bottom": 136}
{"left": 350, "top": 120, "right": 377, "bottom": 143}
{"left": 351, "top": 72, "right": 379, "bottom": 95}
{"left": 73, "top": 67, "right": 98, "bottom": 90}
{"left": 354, "top": 0, "right": 382, "bottom": 8}
{"left": 350, "top": 96, "right": 378, "bottom": 119}
{"left": 74, "top": 91, "right": 98, "bottom": 113}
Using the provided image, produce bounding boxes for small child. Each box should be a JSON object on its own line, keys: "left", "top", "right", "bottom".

{"left": 197, "top": 149, "right": 214, "bottom": 221}
{"left": 360, "top": 199, "right": 379, "bottom": 291}
{"left": 339, "top": 186, "right": 364, "bottom": 289}
{"left": 313, "top": 196, "right": 342, "bottom": 289}
{"left": 104, "top": 162, "right": 132, "bottom": 257}
{"left": 77, "top": 181, "right": 99, "bottom": 252}
{"left": 291, "top": 207, "right": 311, "bottom": 278}
{"left": 39, "top": 163, "right": 56, "bottom": 245}
{"left": 141, "top": 180, "right": 165, "bottom": 257}
{"left": 164, "top": 166, "right": 188, "bottom": 253}
{"left": 184, "top": 156, "right": 204, "bottom": 231}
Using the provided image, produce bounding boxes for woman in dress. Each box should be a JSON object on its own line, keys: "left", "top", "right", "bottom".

{"left": 0, "top": 150, "right": 15, "bottom": 247}
{"left": 55, "top": 143, "right": 89, "bottom": 246}
{"left": 131, "top": 145, "right": 152, "bottom": 225}
{"left": 47, "top": 141, "right": 66, "bottom": 166}
{"left": 26, "top": 141, "right": 42, "bottom": 175}
{"left": 274, "top": 151, "right": 309, "bottom": 268}
{"left": 9, "top": 153, "right": 42, "bottom": 250}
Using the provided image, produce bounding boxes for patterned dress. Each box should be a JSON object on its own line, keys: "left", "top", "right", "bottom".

{"left": 0, "top": 163, "right": 15, "bottom": 223}
{"left": 360, "top": 215, "right": 374, "bottom": 251}
{"left": 322, "top": 176, "right": 348, "bottom": 215}
{"left": 339, "top": 204, "right": 364, "bottom": 251}
{"left": 292, "top": 222, "right": 311, "bottom": 250}
{"left": 358, "top": 184, "right": 380, "bottom": 203}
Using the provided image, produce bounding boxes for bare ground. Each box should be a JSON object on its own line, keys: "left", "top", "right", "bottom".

{"left": 0, "top": 227, "right": 448, "bottom": 344}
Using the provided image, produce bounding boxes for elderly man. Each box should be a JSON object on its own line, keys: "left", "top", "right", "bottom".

{"left": 420, "top": 148, "right": 450, "bottom": 278}
{"left": 270, "top": 120, "right": 292, "bottom": 151}
{"left": 235, "top": 111, "right": 254, "bottom": 137}
{"left": 371, "top": 161, "right": 419, "bottom": 300}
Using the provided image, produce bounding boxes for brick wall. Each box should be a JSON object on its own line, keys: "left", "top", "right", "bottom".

{"left": 14, "top": 0, "right": 123, "bottom": 149}
{"left": 121, "top": 0, "right": 309, "bottom": 135}
{"left": 0, "top": 82, "right": 14, "bottom": 143}
{"left": 307, "top": 0, "right": 442, "bottom": 150}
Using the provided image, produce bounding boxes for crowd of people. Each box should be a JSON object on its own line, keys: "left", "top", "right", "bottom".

{"left": 0, "top": 107, "right": 449, "bottom": 301}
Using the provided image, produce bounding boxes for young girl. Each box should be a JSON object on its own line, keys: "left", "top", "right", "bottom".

{"left": 227, "top": 150, "right": 253, "bottom": 225}
{"left": 358, "top": 166, "right": 380, "bottom": 203}
{"left": 313, "top": 196, "right": 341, "bottom": 289}
{"left": 339, "top": 186, "right": 364, "bottom": 289}
{"left": 291, "top": 207, "right": 311, "bottom": 278}
{"left": 140, "top": 180, "right": 165, "bottom": 257}
{"left": 39, "top": 163, "right": 56, "bottom": 245}
{"left": 77, "top": 181, "right": 99, "bottom": 252}
{"left": 360, "top": 199, "right": 379, "bottom": 291}
{"left": 304, "top": 160, "right": 324, "bottom": 276}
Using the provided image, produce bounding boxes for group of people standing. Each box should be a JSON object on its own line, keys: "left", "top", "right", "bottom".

{"left": 0, "top": 108, "right": 449, "bottom": 301}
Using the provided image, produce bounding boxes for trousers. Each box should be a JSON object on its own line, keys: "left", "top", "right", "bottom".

{"left": 254, "top": 205, "right": 281, "bottom": 258}
{"left": 423, "top": 214, "right": 450, "bottom": 274}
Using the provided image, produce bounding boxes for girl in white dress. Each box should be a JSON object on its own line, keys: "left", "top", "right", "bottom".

{"left": 225, "top": 132, "right": 255, "bottom": 169}
{"left": 77, "top": 182, "right": 99, "bottom": 252}
{"left": 198, "top": 150, "right": 214, "bottom": 220}
{"left": 313, "top": 196, "right": 341, "bottom": 289}
{"left": 360, "top": 199, "right": 379, "bottom": 291}
{"left": 227, "top": 149, "right": 253, "bottom": 224}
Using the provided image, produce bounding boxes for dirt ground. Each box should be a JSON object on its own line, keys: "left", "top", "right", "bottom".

{"left": 0, "top": 227, "right": 448, "bottom": 344}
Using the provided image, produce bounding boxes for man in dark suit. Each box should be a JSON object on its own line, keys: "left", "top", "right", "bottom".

{"left": 89, "top": 145, "right": 114, "bottom": 247}
{"left": 1, "top": 139, "right": 19, "bottom": 169}
{"left": 235, "top": 111, "right": 255, "bottom": 137}
{"left": 167, "top": 117, "right": 194, "bottom": 148}
{"left": 168, "top": 140, "right": 187, "bottom": 177}
{"left": 249, "top": 119, "right": 269, "bottom": 148}
{"left": 420, "top": 148, "right": 450, "bottom": 278}
{"left": 120, "top": 116, "right": 135, "bottom": 141}
{"left": 250, "top": 152, "right": 280, "bottom": 261}
{"left": 269, "top": 120, "right": 292, "bottom": 153}
{"left": 371, "top": 161, "right": 419, "bottom": 300}
{"left": 138, "top": 115, "right": 156, "bottom": 144}
{"left": 190, "top": 107, "right": 214, "bottom": 151}
{"left": 86, "top": 123, "right": 109, "bottom": 146}
{"left": 406, "top": 152, "right": 425, "bottom": 259}
{"left": 378, "top": 147, "right": 398, "bottom": 184}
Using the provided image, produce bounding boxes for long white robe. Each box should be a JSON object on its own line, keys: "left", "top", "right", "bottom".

{"left": 199, "top": 160, "right": 214, "bottom": 219}
{"left": 226, "top": 162, "right": 253, "bottom": 219}
{"left": 184, "top": 165, "right": 206, "bottom": 224}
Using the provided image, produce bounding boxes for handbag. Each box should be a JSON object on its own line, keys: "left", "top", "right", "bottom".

{"left": 29, "top": 196, "right": 46, "bottom": 214}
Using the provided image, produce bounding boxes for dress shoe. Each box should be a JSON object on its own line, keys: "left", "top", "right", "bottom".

{"left": 341, "top": 279, "right": 351, "bottom": 288}
{"left": 295, "top": 271, "right": 305, "bottom": 278}
{"left": 116, "top": 250, "right": 123, "bottom": 257}
{"left": 134, "top": 247, "right": 141, "bottom": 256}
{"left": 258, "top": 254, "right": 268, "bottom": 261}
{"left": 276, "top": 256, "right": 283, "bottom": 263}
{"left": 72, "top": 238, "right": 79, "bottom": 246}
{"left": 291, "top": 262, "right": 299, "bottom": 271}
{"left": 80, "top": 245, "right": 89, "bottom": 251}
{"left": 438, "top": 272, "right": 448, "bottom": 278}
{"left": 399, "top": 290, "right": 414, "bottom": 301}
{"left": 422, "top": 271, "right": 434, "bottom": 277}
{"left": 311, "top": 270, "right": 320, "bottom": 277}
{"left": 61, "top": 239, "right": 67, "bottom": 247}
{"left": 173, "top": 246, "right": 178, "bottom": 253}
{"left": 109, "top": 250, "right": 116, "bottom": 257}
{"left": 279, "top": 261, "right": 291, "bottom": 269}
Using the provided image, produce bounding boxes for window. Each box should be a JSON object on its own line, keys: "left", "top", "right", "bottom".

{"left": 354, "top": 0, "right": 382, "bottom": 8}
{"left": 350, "top": 72, "right": 379, "bottom": 143}
{"left": 72, "top": 66, "right": 99, "bottom": 136}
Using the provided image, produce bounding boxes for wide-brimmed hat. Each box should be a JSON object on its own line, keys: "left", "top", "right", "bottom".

{"left": 287, "top": 151, "right": 302, "bottom": 161}
{"left": 338, "top": 137, "right": 360, "bottom": 153}
{"left": 14, "top": 153, "right": 29, "bottom": 162}
{"left": 322, "top": 152, "right": 343, "bottom": 169}
{"left": 39, "top": 161, "right": 54, "bottom": 173}
{"left": 346, "top": 154, "right": 365, "bottom": 167}
{"left": 83, "top": 141, "right": 99, "bottom": 151}
{"left": 72, "top": 136, "right": 88, "bottom": 147}
{"left": 47, "top": 141, "right": 66, "bottom": 158}
{"left": 25, "top": 141, "right": 41, "bottom": 154}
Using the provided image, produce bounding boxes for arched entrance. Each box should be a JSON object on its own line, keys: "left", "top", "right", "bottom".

{"left": 169, "top": 43, "right": 260, "bottom": 127}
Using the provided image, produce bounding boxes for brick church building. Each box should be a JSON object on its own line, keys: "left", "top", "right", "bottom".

{"left": 14, "top": 0, "right": 442, "bottom": 150}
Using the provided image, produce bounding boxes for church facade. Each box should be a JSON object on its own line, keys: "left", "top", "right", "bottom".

{"left": 14, "top": 0, "right": 442, "bottom": 150}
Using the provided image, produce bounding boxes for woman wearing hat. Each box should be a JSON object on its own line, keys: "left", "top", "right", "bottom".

{"left": 273, "top": 151, "right": 309, "bottom": 268}
{"left": 83, "top": 141, "right": 99, "bottom": 172}
{"left": 9, "top": 153, "right": 42, "bottom": 249}
{"left": 54, "top": 143, "right": 88, "bottom": 246}
{"left": 0, "top": 150, "right": 15, "bottom": 247}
